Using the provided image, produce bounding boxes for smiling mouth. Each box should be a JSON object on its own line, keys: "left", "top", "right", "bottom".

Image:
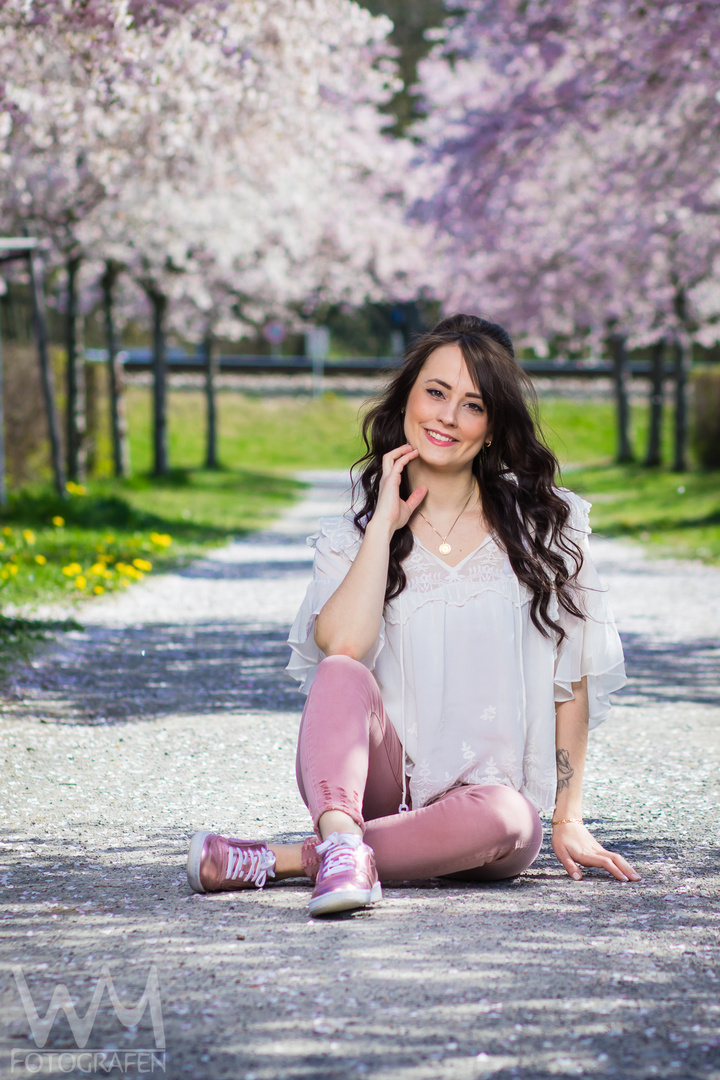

{"left": 424, "top": 428, "right": 458, "bottom": 446}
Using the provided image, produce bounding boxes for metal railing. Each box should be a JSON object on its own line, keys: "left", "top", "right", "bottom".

{"left": 85, "top": 348, "right": 687, "bottom": 379}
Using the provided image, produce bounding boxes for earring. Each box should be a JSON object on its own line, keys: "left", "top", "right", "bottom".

{"left": 485, "top": 440, "right": 492, "bottom": 447}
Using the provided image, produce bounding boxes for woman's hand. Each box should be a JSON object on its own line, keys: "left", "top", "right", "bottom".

{"left": 371, "top": 444, "right": 427, "bottom": 536}
{"left": 552, "top": 821, "right": 641, "bottom": 883}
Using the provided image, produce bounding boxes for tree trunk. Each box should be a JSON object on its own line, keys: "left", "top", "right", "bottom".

{"left": 645, "top": 339, "right": 665, "bottom": 467}
{"left": 28, "top": 251, "right": 65, "bottom": 497}
{"left": 101, "top": 262, "right": 130, "bottom": 478}
{"left": 610, "top": 333, "right": 634, "bottom": 464}
{"left": 204, "top": 328, "right": 219, "bottom": 469}
{"left": 149, "top": 288, "right": 168, "bottom": 477}
{"left": 65, "top": 254, "right": 86, "bottom": 482}
{"left": 85, "top": 360, "right": 97, "bottom": 475}
{"left": 673, "top": 335, "right": 690, "bottom": 473}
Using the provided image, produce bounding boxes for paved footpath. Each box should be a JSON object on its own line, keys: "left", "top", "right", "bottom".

{"left": 1, "top": 471, "right": 719, "bottom": 1080}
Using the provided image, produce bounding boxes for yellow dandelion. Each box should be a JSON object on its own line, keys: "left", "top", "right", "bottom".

{"left": 74, "top": 575, "right": 87, "bottom": 589}
{"left": 62, "top": 562, "right": 83, "bottom": 577}
{"left": 0, "top": 540, "right": 4, "bottom": 549}
{"left": 52, "top": 516, "right": 65, "bottom": 527}
{"left": 89, "top": 562, "right": 106, "bottom": 576}
{"left": 22, "top": 529, "right": 36, "bottom": 545}
{"left": 0, "top": 569, "right": 8, "bottom": 580}
{"left": 103, "top": 535, "right": 115, "bottom": 544}
{"left": 66, "top": 481, "right": 87, "bottom": 496}
{"left": 133, "top": 558, "right": 152, "bottom": 572}
{"left": 3, "top": 526, "right": 12, "bottom": 536}
{"left": 120, "top": 576, "right": 131, "bottom": 587}
{"left": 9, "top": 564, "right": 18, "bottom": 575}
{"left": 34, "top": 555, "right": 47, "bottom": 566}
{"left": 93, "top": 585, "right": 105, "bottom": 595}
{"left": 150, "top": 532, "right": 172, "bottom": 547}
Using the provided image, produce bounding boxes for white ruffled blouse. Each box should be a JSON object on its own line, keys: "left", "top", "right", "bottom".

{"left": 286, "top": 490, "right": 626, "bottom": 814}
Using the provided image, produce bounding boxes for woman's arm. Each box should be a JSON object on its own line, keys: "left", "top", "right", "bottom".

{"left": 552, "top": 677, "right": 640, "bottom": 882}
{"left": 314, "top": 445, "right": 427, "bottom": 661}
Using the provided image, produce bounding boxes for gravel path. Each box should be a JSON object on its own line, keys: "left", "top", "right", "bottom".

{"left": 1, "top": 471, "right": 719, "bottom": 1080}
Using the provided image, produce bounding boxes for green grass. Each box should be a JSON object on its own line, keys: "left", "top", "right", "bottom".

{"left": 537, "top": 398, "right": 720, "bottom": 563}
{"left": 0, "top": 470, "right": 303, "bottom": 611}
{"left": 123, "top": 388, "right": 366, "bottom": 474}
{"left": 0, "top": 390, "right": 366, "bottom": 613}
{"left": 538, "top": 398, "right": 676, "bottom": 468}
{"left": 564, "top": 466, "right": 720, "bottom": 562}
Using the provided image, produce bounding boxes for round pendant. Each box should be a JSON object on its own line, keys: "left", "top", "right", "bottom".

{"left": 438, "top": 542, "right": 452, "bottom": 555}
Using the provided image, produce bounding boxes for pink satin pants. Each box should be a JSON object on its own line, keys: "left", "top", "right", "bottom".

{"left": 295, "top": 655, "right": 543, "bottom": 881}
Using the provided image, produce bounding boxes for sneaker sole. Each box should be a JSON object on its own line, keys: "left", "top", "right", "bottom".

{"left": 186, "top": 831, "right": 211, "bottom": 893}
{"left": 308, "top": 881, "right": 382, "bottom": 917}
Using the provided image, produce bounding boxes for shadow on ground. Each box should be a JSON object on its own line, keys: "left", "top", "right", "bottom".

{"left": 4, "top": 623, "right": 301, "bottom": 724}
{"left": 620, "top": 632, "right": 720, "bottom": 707}
{"left": 2, "top": 833, "right": 719, "bottom": 1080}
{"left": 5, "top": 623, "right": 719, "bottom": 726}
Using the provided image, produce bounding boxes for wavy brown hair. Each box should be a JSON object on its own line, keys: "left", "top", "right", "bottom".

{"left": 352, "top": 313, "right": 585, "bottom": 640}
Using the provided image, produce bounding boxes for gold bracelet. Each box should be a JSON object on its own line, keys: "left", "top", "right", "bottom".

{"left": 551, "top": 818, "right": 583, "bottom": 826}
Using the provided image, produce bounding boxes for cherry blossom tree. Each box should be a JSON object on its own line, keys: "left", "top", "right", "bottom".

{"left": 1, "top": 0, "right": 425, "bottom": 479}
{"left": 413, "top": 0, "right": 720, "bottom": 468}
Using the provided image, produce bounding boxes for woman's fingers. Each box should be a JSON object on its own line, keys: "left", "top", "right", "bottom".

{"left": 404, "top": 485, "right": 428, "bottom": 516}
{"left": 572, "top": 844, "right": 640, "bottom": 882}
{"left": 381, "top": 444, "right": 416, "bottom": 475}
{"left": 576, "top": 851, "right": 630, "bottom": 882}
{"left": 612, "top": 852, "right": 641, "bottom": 880}
{"left": 556, "top": 848, "right": 583, "bottom": 881}
{"left": 553, "top": 827, "right": 641, "bottom": 883}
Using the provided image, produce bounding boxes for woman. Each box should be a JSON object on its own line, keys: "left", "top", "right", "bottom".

{"left": 187, "top": 314, "right": 640, "bottom": 915}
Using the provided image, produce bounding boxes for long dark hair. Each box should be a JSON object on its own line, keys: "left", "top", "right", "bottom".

{"left": 352, "top": 313, "right": 584, "bottom": 641}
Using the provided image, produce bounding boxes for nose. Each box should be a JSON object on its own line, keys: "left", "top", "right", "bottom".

{"left": 437, "top": 396, "right": 458, "bottom": 426}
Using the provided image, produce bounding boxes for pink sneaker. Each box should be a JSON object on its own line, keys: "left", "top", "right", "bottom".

{"left": 308, "top": 832, "right": 382, "bottom": 917}
{"left": 187, "top": 832, "right": 276, "bottom": 893}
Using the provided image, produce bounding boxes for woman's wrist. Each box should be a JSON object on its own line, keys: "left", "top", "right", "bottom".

{"left": 553, "top": 798, "right": 583, "bottom": 820}
{"left": 364, "top": 515, "right": 396, "bottom": 544}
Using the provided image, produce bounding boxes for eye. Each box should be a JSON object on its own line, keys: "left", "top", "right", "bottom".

{"left": 466, "top": 401, "right": 485, "bottom": 413}
{"left": 426, "top": 387, "right": 444, "bottom": 398}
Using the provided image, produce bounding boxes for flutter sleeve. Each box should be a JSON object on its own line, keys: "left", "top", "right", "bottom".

{"left": 553, "top": 490, "right": 626, "bottom": 728}
{"left": 286, "top": 515, "right": 386, "bottom": 694}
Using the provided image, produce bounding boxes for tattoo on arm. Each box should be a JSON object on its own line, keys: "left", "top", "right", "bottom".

{"left": 556, "top": 748, "right": 574, "bottom": 793}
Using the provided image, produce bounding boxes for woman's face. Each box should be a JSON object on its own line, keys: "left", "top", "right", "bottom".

{"left": 403, "top": 344, "right": 491, "bottom": 471}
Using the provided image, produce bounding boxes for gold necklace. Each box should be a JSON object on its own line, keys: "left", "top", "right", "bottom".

{"left": 417, "top": 488, "right": 475, "bottom": 555}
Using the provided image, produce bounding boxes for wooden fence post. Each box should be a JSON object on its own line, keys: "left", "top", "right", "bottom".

{"left": 645, "top": 339, "right": 665, "bottom": 467}
{"left": 203, "top": 328, "right": 219, "bottom": 469}
{"left": 610, "top": 332, "right": 634, "bottom": 464}
{"left": 28, "top": 251, "right": 65, "bottom": 497}
{"left": 673, "top": 335, "right": 690, "bottom": 473}
{"left": 101, "top": 262, "right": 130, "bottom": 478}
{"left": 65, "top": 254, "right": 87, "bottom": 481}
{"left": 149, "top": 288, "right": 168, "bottom": 477}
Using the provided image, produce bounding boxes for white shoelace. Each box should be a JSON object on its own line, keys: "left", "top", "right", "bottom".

{"left": 316, "top": 832, "right": 363, "bottom": 878}
{"left": 226, "top": 845, "right": 276, "bottom": 888}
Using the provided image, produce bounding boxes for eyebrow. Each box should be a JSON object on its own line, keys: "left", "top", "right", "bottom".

{"left": 425, "top": 377, "right": 484, "bottom": 401}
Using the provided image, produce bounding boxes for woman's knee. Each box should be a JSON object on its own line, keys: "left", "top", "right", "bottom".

{"left": 312, "top": 654, "right": 378, "bottom": 699}
{"left": 463, "top": 784, "right": 542, "bottom": 850}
